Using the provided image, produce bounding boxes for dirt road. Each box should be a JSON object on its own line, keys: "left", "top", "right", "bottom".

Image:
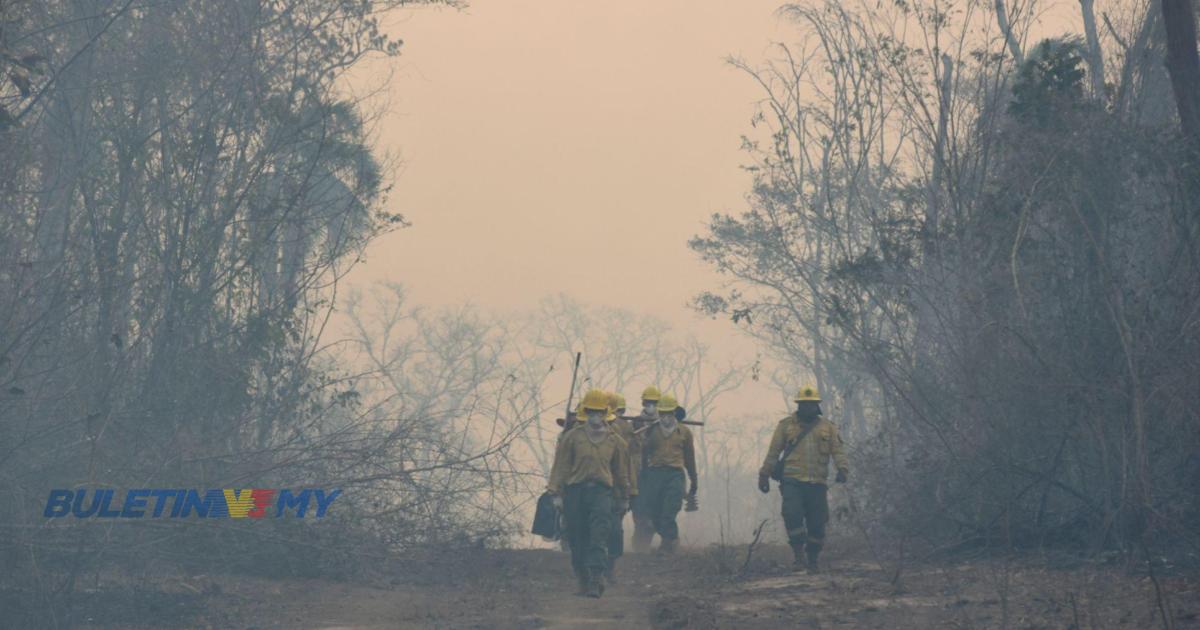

{"left": 25, "top": 536, "right": 1197, "bottom": 628}
{"left": 170, "top": 541, "right": 1200, "bottom": 629}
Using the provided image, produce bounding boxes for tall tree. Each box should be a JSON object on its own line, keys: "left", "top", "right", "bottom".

{"left": 1161, "top": 0, "right": 1200, "bottom": 141}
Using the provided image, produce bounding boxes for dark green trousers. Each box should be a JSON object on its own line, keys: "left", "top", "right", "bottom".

{"left": 639, "top": 467, "right": 685, "bottom": 542}
{"left": 608, "top": 508, "right": 625, "bottom": 563}
{"left": 563, "top": 481, "right": 613, "bottom": 574}
{"left": 780, "top": 479, "right": 828, "bottom": 548}
{"left": 631, "top": 480, "right": 655, "bottom": 551}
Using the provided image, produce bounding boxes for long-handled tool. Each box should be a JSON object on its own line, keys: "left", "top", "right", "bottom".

{"left": 556, "top": 352, "right": 582, "bottom": 429}
{"left": 631, "top": 405, "right": 704, "bottom": 435}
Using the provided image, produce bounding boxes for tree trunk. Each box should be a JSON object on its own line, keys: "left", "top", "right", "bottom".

{"left": 995, "top": 0, "right": 1024, "bottom": 66}
{"left": 1161, "top": 0, "right": 1200, "bottom": 142}
{"left": 1114, "top": 4, "right": 1167, "bottom": 124}
{"left": 1079, "top": 0, "right": 1107, "bottom": 99}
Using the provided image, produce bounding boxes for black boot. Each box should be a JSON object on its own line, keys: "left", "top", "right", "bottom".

{"left": 790, "top": 544, "right": 806, "bottom": 572}
{"left": 586, "top": 569, "right": 605, "bottom": 598}
{"left": 574, "top": 568, "right": 589, "bottom": 595}
{"left": 805, "top": 544, "right": 821, "bottom": 574}
{"left": 604, "top": 559, "right": 618, "bottom": 586}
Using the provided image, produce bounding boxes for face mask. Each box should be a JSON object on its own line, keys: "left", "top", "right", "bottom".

{"left": 796, "top": 402, "right": 820, "bottom": 420}
{"left": 642, "top": 402, "right": 658, "bottom": 419}
{"left": 586, "top": 411, "right": 606, "bottom": 428}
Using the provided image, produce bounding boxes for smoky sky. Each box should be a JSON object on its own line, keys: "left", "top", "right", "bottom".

{"left": 337, "top": 0, "right": 1087, "bottom": 417}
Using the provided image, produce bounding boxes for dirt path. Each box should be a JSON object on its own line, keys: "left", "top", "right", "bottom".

{"left": 190, "top": 547, "right": 726, "bottom": 629}
{"left": 81, "top": 541, "right": 1200, "bottom": 628}
{"left": 524, "top": 551, "right": 718, "bottom": 629}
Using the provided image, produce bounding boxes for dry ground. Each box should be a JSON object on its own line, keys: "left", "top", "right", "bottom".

{"left": 9, "top": 539, "right": 1200, "bottom": 628}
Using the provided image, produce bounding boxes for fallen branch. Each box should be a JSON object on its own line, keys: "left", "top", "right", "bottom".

{"left": 740, "top": 519, "right": 770, "bottom": 576}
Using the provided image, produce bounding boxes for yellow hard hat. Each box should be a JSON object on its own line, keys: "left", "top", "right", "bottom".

{"left": 641, "top": 385, "right": 661, "bottom": 402}
{"left": 609, "top": 392, "right": 626, "bottom": 413}
{"left": 600, "top": 391, "right": 618, "bottom": 421}
{"left": 656, "top": 393, "right": 678, "bottom": 413}
{"left": 794, "top": 386, "right": 821, "bottom": 402}
{"left": 581, "top": 389, "right": 611, "bottom": 413}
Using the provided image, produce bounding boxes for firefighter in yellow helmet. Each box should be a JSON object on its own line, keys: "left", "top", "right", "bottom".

{"left": 610, "top": 392, "right": 627, "bottom": 417}
{"left": 602, "top": 391, "right": 637, "bottom": 584}
{"left": 758, "top": 386, "right": 848, "bottom": 572}
{"left": 630, "top": 385, "right": 660, "bottom": 552}
{"left": 636, "top": 393, "right": 697, "bottom": 554}
{"left": 547, "top": 388, "right": 632, "bottom": 597}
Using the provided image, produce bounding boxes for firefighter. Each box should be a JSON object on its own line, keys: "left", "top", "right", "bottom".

{"left": 757, "top": 386, "right": 848, "bottom": 573}
{"left": 552, "top": 402, "right": 587, "bottom": 555}
{"left": 630, "top": 385, "right": 660, "bottom": 552}
{"left": 637, "top": 393, "right": 697, "bottom": 554}
{"left": 547, "top": 389, "right": 632, "bottom": 597}
{"left": 604, "top": 391, "right": 637, "bottom": 584}
{"left": 556, "top": 408, "right": 579, "bottom": 432}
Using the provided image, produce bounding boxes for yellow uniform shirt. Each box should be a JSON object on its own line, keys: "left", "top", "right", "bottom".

{"left": 627, "top": 415, "right": 656, "bottom": 464}
{"left": 548, "top": 426, "right": 632, "bottom": 500}
{"left": 608, "top": 418, "right": 639, "bottom": 496}
{"left": 759, "top": 416, "right": 848, "bottom": 484}
{"left": 642, "top": 423, "right": 697, "bottom": 479}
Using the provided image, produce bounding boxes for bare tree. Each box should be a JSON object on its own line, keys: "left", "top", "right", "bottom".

{"left": 693, "top": 0, "right": 1200, "bottom": 560}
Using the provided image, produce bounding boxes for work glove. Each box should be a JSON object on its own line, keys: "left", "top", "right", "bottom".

{"left": 757, "top": 474, "right": 771, "bottom": 494}
{"left": 835, "top": 469, "right": 848, "bottom": 484}
{"left": 551, "top": 495, "right": 563, "bottom": 511}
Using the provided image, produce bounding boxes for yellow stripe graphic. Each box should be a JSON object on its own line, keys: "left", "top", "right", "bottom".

{"left": 223, "top": 489, "right": 255, "bottom": 518}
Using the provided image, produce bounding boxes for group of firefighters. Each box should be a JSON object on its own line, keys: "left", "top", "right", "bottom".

{"left": 545, "top": 384, "right": 849, "bottom": 598}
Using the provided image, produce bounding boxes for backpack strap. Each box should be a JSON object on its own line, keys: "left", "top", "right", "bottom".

{"left": 776, "top": 419, "right": 819, "bottom": 470}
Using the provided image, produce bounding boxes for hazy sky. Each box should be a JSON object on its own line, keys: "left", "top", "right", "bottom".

{"left": 338, "top": 0, "right": 1090, "bottom": 418}
{"left": 352, "top": 0, "right": 785, "bottom": 311}
{"left": 341, "top": 0, "right": 792, "bottom": 415}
